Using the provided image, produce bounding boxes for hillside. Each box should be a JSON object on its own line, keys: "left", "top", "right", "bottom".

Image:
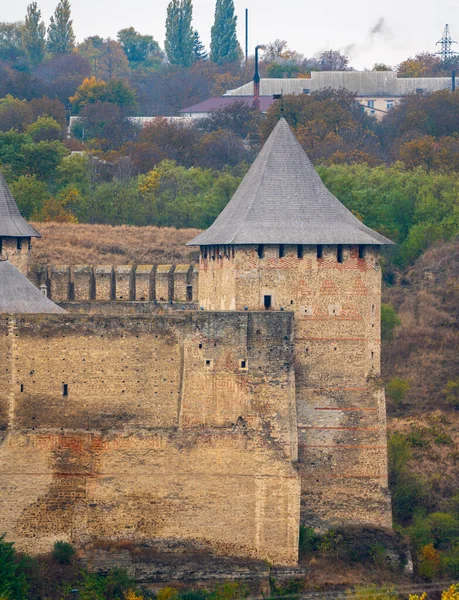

{"left": 30, "top": 222, "right": 201, "bottom": 266}
{"left": 383, "top": 239, "right": 459, "bottom": 413}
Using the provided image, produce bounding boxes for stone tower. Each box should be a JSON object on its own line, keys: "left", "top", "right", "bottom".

{"left": 0, "top": 172, "right": 41, "bottom": 276}
{"left": 188, "top": 119, "right": 394, "bottom": 530}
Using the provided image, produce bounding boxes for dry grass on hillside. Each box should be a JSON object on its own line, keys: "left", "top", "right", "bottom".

{"left": 30, "top": 222, "right": 201, "bottom": 266}
{"left": 382, "top": 239, "right": 459, "bottom": 413}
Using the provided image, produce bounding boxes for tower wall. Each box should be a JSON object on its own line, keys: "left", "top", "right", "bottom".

{"left": 0, "top": 237, "right": 31, "bottom": 276}
{"left": 198, "top": 243, "right": 392, "bottom": 530}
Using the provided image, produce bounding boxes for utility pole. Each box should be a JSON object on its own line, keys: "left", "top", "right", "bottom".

{"left": 245, "top": 9, "right": 248, "bottom": 63}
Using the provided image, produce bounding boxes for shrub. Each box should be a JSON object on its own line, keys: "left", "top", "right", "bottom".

{"left": 444, "top": 378, "right": 459, "bottom": 409}
{"left": 52, "top": 541, "right": 75, "bottom": 565}
{"left": 179, "top": 592, "right": 209, "bottom": 600}
{"left": 442, "top": 549, "right": 459, "bottom": 579}
{"left": 381, "top": 303, "right": 401, "bottom": 342}
{"left": 157, "top": 589, "right": 179, "bottom": 600}
{"left": 299, "top": 526, "right": 319, "bottom": 553}
{"left": 418, "top": 543, "right": 441, "bottom": 581}
{"left": 442, "top": 585, "right": 459, "bottom": 600}
{"left": 386, "top": 377, "right": 411, "bottom": 407}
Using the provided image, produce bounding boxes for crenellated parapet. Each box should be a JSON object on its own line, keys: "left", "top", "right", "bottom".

{"left": 30, "top": 263, "right": 198, "bottom": 304}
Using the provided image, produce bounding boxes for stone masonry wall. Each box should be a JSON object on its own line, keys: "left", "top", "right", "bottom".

{"left": 198, "top": 244, "right": 392, "bottom": 531}
{"left": 31, "top": 264, "right": 198, "bottom": 304}
{"left": 0, "top": 238, "right": 31, "bottom": 276}
{"left": 0, "top": 312, "right": 299, "bottom": 566}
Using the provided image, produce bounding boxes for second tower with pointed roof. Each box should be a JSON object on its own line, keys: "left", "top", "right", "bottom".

{"left": 188, "top": 119, "right": 393, "bottom": 531}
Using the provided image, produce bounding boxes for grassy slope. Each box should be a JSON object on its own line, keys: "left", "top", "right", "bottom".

{"left": 383, "top": 239, "right": 459, "bottom": 495}
{"left": 30, "top": 222, "right": 201, "bottom": 266}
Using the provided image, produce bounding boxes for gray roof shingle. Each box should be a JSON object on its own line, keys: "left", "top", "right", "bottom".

{"left": 187, "top": 118, "right": 394, "bottom": 246}
{"left": 0, "top": 173, "right": 41, "bottom": 238}
{"left": 0, "top": 260, "right": 65, "bottom": 314}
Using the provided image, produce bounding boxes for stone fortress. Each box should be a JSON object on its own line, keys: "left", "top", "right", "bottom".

{"left": 0, "top": 119, "right": 393, "bottom": 569}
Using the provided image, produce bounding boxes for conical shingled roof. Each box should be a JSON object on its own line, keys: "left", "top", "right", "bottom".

{"left": 0, "top": 173, "right": 41, "bottom": 238}
{"left": 188, "top": 119, "right": 393, "bottom": 246}
{"left": 0, "top": 260, "right": 65, "bottom": 314}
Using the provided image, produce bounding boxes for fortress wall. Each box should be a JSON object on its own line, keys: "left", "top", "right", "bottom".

{"left": 135, "top": 265, "right": 155, "bottom": 301}
{"left": 95, "top": 266, "right": 115, "bottom": 300}
{"left": 73, "top": 265, "right": 95, "bottom": 301}
{"left": 114, "top": 265, "right": 134, "bottom": 301}
{"left": 30, "top": 264, "right": 199, "bottom": 305}
{"left": 198, "top": 244, "right": 392, "bottom": 531}
{"left": 50, "top": 265, "right": 71, "bottom": 302}
{"left": 0, "top": 312, "right": 299, "bottom": 566}
{"left": 174, "top": 264, "right": 193, "bottom": 303}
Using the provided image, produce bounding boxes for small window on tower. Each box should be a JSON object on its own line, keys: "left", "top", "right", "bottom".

{"left": 63, "top": 384, "right": 68, "bottom": 397}
{"left": 359, "top": 245, "right": 366, "bottom": 259}
{"left": 17, "top": 238, "right": 22, "bottom": 251}
{"left": 0, "top": 239, "right": 2, "bottom": 254}
{"left": 337, "top": 245, "right": 343, "bottom": 263}
{"left": 297, "top": 244, "right": 304, "bottom": 259}
{"left": 257, "top": 244, "right": 264, "bottom": 259}
{"left": 317, "top": 245, "right": 323, "bottom": 259}
{"left": 279, "top": 245, "right": 285, "bottom": 258}
{"left": 239, "top": 359, "right": 248, "bottom": 370}
{"left": 264, "top": 295, "right": 272, "bottom": 310}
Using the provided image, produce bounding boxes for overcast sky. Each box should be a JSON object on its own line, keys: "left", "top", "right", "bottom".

{"left": 3, "top": 0, "right": 459, "bottom": 70}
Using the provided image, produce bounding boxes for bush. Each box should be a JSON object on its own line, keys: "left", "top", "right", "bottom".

{"left": 52, "top": 541, "right": 75, "bottom": 565}
{"left": 388, "top": 434, "right": 431, "bottom": 524}
{"left": 444, "top": 378, "right": 459, "bottom": 409}
{"left": 381, "top": 303, "right": 401, "bottom": 342}
{"left": 386, "top": 377, "right": 411, "bottom": 407}
{"left": 299, "top": 526, "right": 319, "bottom": 553}
{"left": 418, "top": 543, "right": 441, "bottom": 581}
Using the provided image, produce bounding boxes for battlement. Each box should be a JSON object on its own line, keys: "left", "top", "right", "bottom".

{"left": 30, "top": 263, "right": 198, "bottom": 304}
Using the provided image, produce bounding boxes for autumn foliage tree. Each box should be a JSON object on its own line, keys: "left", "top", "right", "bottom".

{"left": 70, "top": 76, "right": 136, "bottom": 113}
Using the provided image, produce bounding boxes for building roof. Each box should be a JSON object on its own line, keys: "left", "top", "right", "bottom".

{"left": 224, "top": 72, "right": 453, "bottom": 98}
{"left": 187, "top": 119, "right": 393, "bottom": 247}
{"left": 180, "top": 96, "right": 275, "bottom": 114}
{"left": 0, "top": 260, "right": 65, "bottom": 314}
{"left": 0, "top": 173, "right": 41, "bottom": 238}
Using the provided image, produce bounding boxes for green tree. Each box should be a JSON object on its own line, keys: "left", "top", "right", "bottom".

{"left": 47, "top": 0, "right": 75, "bottom": 55}
{"left": 26, "top": 115, "right": 62, "bottom": 141}
{"left": 0, "top": 535, "right": 28, "bottom": 600}
{"left": 9, "top": 174, "right": 50, "bottom": 218}
{"left": 0, "top": 22, "right": 27, "bottom": 67}
{"left": 117, "top": 27, "right": 163, "bottom": 69}
{"left": 192, "top": 29, "right": 207, "bottom": 61}
{"left": 23, "top": 140, "right": 69, "bottom": 180}
{"left": 165, "top": 0, "right": 194, "bottom": 67}
{"left": 210, "top": 0, "right": 240, "bottom": 65}
{"left": 22, "top": 2, "right": 46, "bottom": 67}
